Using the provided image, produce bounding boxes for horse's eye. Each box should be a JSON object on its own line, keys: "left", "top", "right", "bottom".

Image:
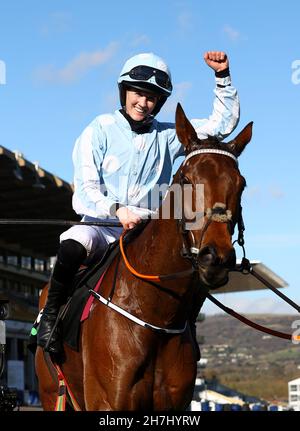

{"left": 181, "top": 175, "right": 191, "bottom": 185}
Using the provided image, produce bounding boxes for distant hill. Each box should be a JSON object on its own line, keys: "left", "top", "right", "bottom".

{"left": 197, "top": 314, "right": 300, "bottom": 403}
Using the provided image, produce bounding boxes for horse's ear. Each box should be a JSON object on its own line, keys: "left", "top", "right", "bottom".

{"left": 227, "top": 122, "right": 253, "bottom": 157}
{"left": 175, "top": 103, "right": 199, "bottom": 152}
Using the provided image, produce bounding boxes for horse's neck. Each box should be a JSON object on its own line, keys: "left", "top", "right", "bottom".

{"left": 131, "top": 184, "right": 191, "bottom": 274}
{"left": 130, "top": 217, "right": 191, "bottom": 276}
{"left": 123, "top": 217, "right": 194, "bottom": 327}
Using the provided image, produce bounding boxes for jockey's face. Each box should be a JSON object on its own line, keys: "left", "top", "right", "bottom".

{"left": 125, "top": 89, "right": 159, "bottom": 121}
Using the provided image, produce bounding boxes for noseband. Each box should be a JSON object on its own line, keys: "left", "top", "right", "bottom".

{"left": 93, "top": 147, "right": 300, "bottom": 340}
{"left": 179, "top": 148, "right": 240, "bottom": 266}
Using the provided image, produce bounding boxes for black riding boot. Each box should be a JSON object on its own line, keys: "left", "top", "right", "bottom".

{"left": 37, "top": 277, "right": 68, "bottom": 354}
{"left": 37, "top": 239, "right": 87, "bottom": 354}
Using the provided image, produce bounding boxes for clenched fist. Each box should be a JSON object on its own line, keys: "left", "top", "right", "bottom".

{"left": 204, "top": 51, "right": 229, "bottom": 72}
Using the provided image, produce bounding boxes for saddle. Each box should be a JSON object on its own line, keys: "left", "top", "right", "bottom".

{"left": 28, "top": 221, "right": 148, "bottom": 354}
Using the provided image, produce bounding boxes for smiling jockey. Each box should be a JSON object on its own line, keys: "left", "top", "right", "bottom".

{"left": 37, "top": 51, "right": 240, "bottom": 356}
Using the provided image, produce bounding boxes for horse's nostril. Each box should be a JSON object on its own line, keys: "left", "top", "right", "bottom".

{"left": 198, "top": 247, "right": 236, "bottom": 267}
{"left": 198, "top": 246, "right": 217, "bottom": 266}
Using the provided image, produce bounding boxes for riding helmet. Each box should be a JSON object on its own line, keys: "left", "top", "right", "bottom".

{"left": 118, "top": 53, "right": 173, "bottom": 116}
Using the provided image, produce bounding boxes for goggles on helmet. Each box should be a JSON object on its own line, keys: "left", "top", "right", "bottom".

{"left": 120, "top": 65, "right": 172, "bottom": 92}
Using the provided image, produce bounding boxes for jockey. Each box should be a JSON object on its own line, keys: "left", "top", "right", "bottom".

{"left": 37, "top": 51, "right": 240, "bottom": 355}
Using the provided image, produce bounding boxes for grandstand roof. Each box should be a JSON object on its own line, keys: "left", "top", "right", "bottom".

{"left": 0, "top": 145, "right": 288, "bottom": 292}
{"left": 0, "top": 145, "right": 79, "bottom": 258}
{"left": 216, "top": 260, "right": 288, "bottom": 293}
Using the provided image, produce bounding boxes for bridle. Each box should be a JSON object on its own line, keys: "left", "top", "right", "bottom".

{"left": 115, "top": 148, "right": 300, "bottom": 341}
{"left": 1, "top": 149, "right": 299, "bottom": 340}
{"left": 178, "top": 148, "right": 238, "bottom": 266}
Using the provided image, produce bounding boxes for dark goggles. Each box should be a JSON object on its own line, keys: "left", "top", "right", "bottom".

{"left": 121, "top": 65, "right": 172, "bottom": 91}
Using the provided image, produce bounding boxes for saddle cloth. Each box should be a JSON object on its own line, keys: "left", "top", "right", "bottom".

{"left": 28, "top": 221, "right": 148, "bottom": 354}
{"left": 61, "top": 240, "right": 120, "bottom": 350}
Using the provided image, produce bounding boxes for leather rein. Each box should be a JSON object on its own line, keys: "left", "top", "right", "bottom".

{"left": 116, "top": 148, "right": 300, "bottom": 341}
{"left": 1, "top": 150, "right": 299, "bottom": 340}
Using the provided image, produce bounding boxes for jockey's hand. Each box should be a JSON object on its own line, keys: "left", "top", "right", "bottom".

{"left": 116, "top": 206, "right": 142, "bottom": 230}
{"left": 204, "top": 51, "right": 229, "bottom": 72}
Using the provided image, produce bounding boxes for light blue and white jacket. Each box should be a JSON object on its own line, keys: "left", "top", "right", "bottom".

{"left": 72, "top": 75, "right": 239, "bottom": 219}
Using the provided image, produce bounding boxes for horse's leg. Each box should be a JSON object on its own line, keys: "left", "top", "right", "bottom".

{"left": 154, "top": 329, "right": 197, "bottom": 410}
{"left": 81, "top": 316, "right": 156, "bottom": 411}
{"left": 81, "top": 317, "right": 117, "bottom": 410}
{"left": 35, "top": 347, "right": 58, "bottom": 411}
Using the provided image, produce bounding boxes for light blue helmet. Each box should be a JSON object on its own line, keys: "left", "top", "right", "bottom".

{"left": 118, "top": 53, "right": 173, "bottom": 116}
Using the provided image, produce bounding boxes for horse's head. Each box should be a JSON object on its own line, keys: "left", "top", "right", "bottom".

{"left": 175, "top": 103, "right": 253, "bottom": 289}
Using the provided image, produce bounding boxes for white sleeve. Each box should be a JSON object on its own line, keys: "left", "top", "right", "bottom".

{"left": 191, "top": 75, "right": 240, "bottom": 141}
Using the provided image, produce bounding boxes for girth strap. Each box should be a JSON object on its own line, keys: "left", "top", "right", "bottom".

{"left": 89, "top": 289, "right": 188, "bottom": 334}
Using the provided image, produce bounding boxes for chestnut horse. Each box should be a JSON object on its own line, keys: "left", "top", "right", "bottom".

{"left": 35, "top": 104, "right": 252, "bottom": 411}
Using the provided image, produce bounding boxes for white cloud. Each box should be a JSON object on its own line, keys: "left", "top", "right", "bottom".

{"left": 224, "top": 25, "right": 240, "bottom": 41}
{"left": 243, "top": 184, "right": 285, "bottom": 201}
{"left": 178, "top": 11, "right": 193, "bottom": 32}
{"left": 268, "top": 185, "right": 285, "bottom": 199}
{"left": 244, "top": 186, "right": 260, "bottom": 198}
{"left": 40, "top": 11, "right": 72, "bottom": 36}
{"left": 131, "top": 34, "right": 150, "bottom": 47}
{"left": 35, "top": 42, "right": 118, "bottom": 84}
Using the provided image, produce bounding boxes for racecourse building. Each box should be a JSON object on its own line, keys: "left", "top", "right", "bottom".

{"left": 0, "top": 144, "right": 288, "bottom": 405}
{"left": 0, "top": 145, "right": 78, "bottom": 399}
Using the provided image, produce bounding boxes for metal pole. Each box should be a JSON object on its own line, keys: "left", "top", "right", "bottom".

{"left": 0, "top": 218, "right": 122, "bottom": 227}
{"left": 0, "top": 320, "right": 5, "bottom": 380}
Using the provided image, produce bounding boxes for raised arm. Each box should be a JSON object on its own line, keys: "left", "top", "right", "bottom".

{"left": 191, "top": 51, "right": 240, "bottom": 140}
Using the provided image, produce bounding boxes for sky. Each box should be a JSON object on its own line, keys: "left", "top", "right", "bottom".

{"left": 0, "top": 0, "right": 299, "bottom": 316}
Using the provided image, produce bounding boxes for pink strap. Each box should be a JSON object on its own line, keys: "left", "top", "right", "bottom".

{"left": 80, "top": 270, "right": 107, "bottom": 322}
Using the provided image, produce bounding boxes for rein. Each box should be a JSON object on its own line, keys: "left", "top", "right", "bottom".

{"left": 206, "top": 293, "right": 300, "bottom": 342}
{"left": 87, "top": 231, "right": 193, "bottom": 335}
{"left": 210, "top": 209, "right": 300, "bottom": 340}
{"left": 119, "top": 226, "right": 300, "bottom": 341}
{"left": 116, "top": 148, "right": 300, "bottom": 341}
{"left": 3, "top": 150, "right": 299, "bottom": 341}
{"left": 119, "top": 231, "right": 195, "bottom": 281}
